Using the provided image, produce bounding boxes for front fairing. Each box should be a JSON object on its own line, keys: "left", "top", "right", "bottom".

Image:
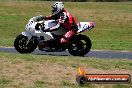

{"left": 25, "top": 17, "right": 38, "bottom": 33}
{"left": 23, "top": 17, "right": 54, "bottom": 41}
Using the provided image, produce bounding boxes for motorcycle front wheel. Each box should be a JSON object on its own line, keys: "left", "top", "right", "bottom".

{"left": 14, "top": 34, "right": 37, "bottom": 53}
{"left": 68, "top": 34, "right": 92, "bottom": 56}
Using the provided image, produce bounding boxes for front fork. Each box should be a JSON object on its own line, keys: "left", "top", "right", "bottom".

{"left": 21, "top": 31, "right": 36, "bottom": 45}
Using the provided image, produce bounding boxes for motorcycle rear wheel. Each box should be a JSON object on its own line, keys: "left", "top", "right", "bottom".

{"left": 68, "top": 34, "right": 91, "bottom": 56}
{"left": 14, "top": 34, "right": 37, "bottom": 53}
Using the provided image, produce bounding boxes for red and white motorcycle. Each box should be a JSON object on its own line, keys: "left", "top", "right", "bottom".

{"left": 14, "top": 16, "right": 95, "bottom": 56}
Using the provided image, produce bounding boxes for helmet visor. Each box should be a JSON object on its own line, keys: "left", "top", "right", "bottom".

{"left": 52, "top": 6, "right": 57, "bottom": 14}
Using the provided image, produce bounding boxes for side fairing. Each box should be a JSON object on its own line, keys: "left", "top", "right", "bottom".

{"left": 44, "top": 20, "right": 66, "bottom": 35}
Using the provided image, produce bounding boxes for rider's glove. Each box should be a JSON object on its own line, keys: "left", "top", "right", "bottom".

{"left": 43, "top": 16, "right": 49, "bottom": 20}
{"left": 35, "top": 15, "right": 45, "bottom": 21}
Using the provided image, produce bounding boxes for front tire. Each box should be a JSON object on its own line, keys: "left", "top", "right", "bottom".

{"left": 14, "top": 34, "right": 37, "bottom": 53}
{"left": 68, "top": 34, "right": 92, "bottom": 56}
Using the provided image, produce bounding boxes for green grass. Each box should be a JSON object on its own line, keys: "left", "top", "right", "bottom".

{"left": 0, "top": 1, "right": 131, "bottom": 50}
{"left": 0, "top": 52, "right": 132, "bottom": 88}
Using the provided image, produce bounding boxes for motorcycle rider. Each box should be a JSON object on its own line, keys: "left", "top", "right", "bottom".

{"left": 43, "top": 2, "right": 78, "bottom": 44}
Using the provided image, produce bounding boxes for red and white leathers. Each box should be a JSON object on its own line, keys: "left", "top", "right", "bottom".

{"left": 45, "top": 9, "right": 78, "bottom": 44}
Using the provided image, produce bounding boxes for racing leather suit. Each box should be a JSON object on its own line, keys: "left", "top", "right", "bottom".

{"left": 45, "top": 9, "right": 78, "bottom": 44}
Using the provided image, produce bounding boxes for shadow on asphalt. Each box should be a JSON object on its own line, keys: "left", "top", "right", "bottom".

{"left": 0, "top": 47, "right": 132, "bottom": 59}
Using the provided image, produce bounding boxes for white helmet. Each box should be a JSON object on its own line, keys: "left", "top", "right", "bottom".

{"left": 52, "top": 2, "right": 64, "bottom": 15}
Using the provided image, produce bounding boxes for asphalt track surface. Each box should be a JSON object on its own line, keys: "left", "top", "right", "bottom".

{"left": 0, "top": 47, "right": 132, "bottom": 59}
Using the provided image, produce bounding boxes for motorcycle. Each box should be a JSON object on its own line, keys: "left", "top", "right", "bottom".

{"left": 14, "top": 15, "right": 95, "bottom": 56}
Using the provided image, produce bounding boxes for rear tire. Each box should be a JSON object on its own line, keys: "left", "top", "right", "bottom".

{"left": 68, "top": 34, "right": 92, "bottom": 56}
{"left": 14, "top": 34, "right": 37, "bottom": 53}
